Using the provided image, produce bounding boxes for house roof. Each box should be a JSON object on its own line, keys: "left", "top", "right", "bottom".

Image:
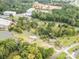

{"left": 4, "top": 11, "right": 16, "bottom": 13}
{"left": 32, "top": 2, "right": 62, "bottom": 10}
{"left": 27, "top": 8, "right": 35, "bottom": 13}
{"left": 0, "top": 18, "right": 12, "bottom": 26}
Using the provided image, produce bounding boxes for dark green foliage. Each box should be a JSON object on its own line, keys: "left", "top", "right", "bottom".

{"left": 0, "top": 0, "right": 33, "bottom": 13}
{"left": 0, "top": 39, "right": 17, "bottom": 59}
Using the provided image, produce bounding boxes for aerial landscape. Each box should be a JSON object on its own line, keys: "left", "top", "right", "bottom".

{"left": 0, "top": 0, "right": 79, "bottom": 59}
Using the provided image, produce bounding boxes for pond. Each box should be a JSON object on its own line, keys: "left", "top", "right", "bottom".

{"left": 0, "top": 31, "right": 13, "bottom": 40}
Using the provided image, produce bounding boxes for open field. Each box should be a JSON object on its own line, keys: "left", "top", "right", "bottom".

{"left": 56, "top": 35, "right": 79, "bottom": 47}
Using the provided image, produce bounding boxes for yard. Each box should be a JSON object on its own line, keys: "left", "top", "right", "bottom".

{"left": 56, "top": 35, "right": 79, "bottom": 47}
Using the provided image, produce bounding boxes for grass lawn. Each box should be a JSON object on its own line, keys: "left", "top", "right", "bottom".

{"left": 56, "top": 52, "right": 72, "bottom": 59}
{"left": 57, "top": 35, "right": 79, "bottom": 47}
{"left": 12, "top": 32, "right": 30, "bottom": 43}
{"left": 33, "top": 39, "right": 52, "bottom": 48}
{"left": 76, "top": 55, "right": 79, "bottom": 59}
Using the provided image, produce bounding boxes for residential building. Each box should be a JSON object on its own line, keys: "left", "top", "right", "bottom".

{"left": 3, "top": 11, "right": 16, "bottom": 16}
{"left": 26, "top": 8, "right": 35, "bottom": 16}
{"left": 70, "top": 0, "right": 79, "bottom": 7}
{"left": 32, "top": 2, "right": 62, "bottom": 10}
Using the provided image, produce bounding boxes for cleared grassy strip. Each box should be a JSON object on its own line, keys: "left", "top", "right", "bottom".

{"left": 56, "top": 52, "right": 72, "bottom": 59}
{"left": 57, "top": 36, "right": 79, "bottom": 47}
{"left": 76, "top": 55, "right": 79, "bottom": 59}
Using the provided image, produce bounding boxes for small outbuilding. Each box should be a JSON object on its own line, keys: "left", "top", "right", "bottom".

{"left": 3, "top": 11, "right": 16, "bottom": 16}
{"left": 26, "top": 8, "right": 35, "bottom": 16}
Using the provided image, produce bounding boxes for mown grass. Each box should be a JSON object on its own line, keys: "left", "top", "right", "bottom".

{"left": 76, "top": 55, "right": 79, "bottom": 59}
{"left": 57, "top": 35, "right": 79, "bottom": 47}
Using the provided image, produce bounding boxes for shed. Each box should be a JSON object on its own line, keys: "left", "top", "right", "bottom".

{"left": 3, "top": 11, "right": 16, "bottom": 16}
{"left": 26, "top": 8, "right": 35, "bottom": 16}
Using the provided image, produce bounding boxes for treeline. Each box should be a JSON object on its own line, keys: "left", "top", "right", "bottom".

{"left": 32, "top": 5, "right": 79, "bottom": 27}
{"left": 0, "top": 39, "right": 54, "bottom": 59}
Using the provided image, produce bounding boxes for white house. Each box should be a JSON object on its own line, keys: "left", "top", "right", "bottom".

{"left": 73, "top": 0, "right": 79, "bottom": 7}
{"left": 26, "top": 8, "right": 35, "bottom": 16}
{"left": 69, "top": 0, "right": 79, "bottom": 7}
{"left": 3, "top": 11, "right": 16, "bottom": 16}
{"left": 0, "top": 18, "right": 12, "bottom": 30}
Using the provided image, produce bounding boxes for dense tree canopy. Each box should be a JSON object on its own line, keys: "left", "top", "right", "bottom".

{"left": 0, "top": 0, "right": 33, "bottom": 13}
{"left": 0, "top": 39, "right": 54, "bottom": 59}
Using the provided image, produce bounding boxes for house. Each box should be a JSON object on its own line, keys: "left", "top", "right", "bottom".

{"left": 51, "top": 0, "right": 79, "bottom": 7}
{"left": 25, "top": 2, "right": 62, "bottom": 16}
{"left": 32, "top": 2, "right": 62, "bottom": 10}
{"left": 0, "top": 18, "right": 12, "bottom": 30}
{"left": 3, "top": 11, "right": 16, "bottom": 16}
{"left": 70, "top": 0, "right": 79, "bottom": 7}
{"left": 26, "top": 8, "right": 35, "bottom": 16}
